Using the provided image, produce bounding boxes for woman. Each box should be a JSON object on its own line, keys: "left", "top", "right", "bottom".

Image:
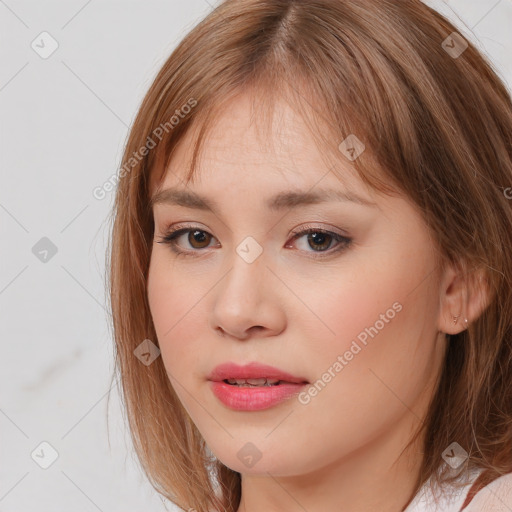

{"left": 107, "top": 0, "right": 512, "bottom": 510}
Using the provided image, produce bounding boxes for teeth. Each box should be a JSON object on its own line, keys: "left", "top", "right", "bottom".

{"left": 226, "top": 378, "right": 281, "bottom": 386}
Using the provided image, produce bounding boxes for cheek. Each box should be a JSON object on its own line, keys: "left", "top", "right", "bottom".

{"left": 147, "top": 256, "right": 202, "bottom": 371}
{"left": 292, "top": 240, "right": 438, "bottom": 378}
{"left": 148, "top": 288, "right": 206, "bottom": 418}
{"left": 281, "top": 261, "right": 440, "bottom": 455}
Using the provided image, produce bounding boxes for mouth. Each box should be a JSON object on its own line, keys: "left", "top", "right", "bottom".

{"left": 207, "top": 364, "right": 310, "bottom": 411}
{"left": 222, "top": 378, "right": 303, "bottom": 387}
{"left": 207, "top": 361, "right": 309, "bottom": 386}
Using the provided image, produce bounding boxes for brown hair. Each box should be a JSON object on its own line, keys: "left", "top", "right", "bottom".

{"left": 106, "top": 1, "right": 512, "bottom": 510}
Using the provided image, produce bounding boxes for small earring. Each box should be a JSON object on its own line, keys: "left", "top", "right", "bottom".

{"left": 464, "top": 318, "right": 468, "bottom": 329}
{"left": 452, "top": 314, "right": 460, "bottom": 324}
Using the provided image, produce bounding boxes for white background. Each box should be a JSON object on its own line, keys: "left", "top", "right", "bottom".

{"left": 1, "top": 1, "right": 511, "bottom": 510}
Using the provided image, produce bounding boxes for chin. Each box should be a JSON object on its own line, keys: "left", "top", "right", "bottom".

{"left": 210, "top": 442, "right": 303, "bottom": 476}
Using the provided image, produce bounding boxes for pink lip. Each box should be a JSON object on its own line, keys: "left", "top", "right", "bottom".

{"left": 207, "top": 361, "right": 309, "bottom": 384}
{"left": 207, "top": 362, "right": 309, "bottom": 411}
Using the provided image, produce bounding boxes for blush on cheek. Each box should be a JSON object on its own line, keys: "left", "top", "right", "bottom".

{"left": 153, "top": 295, "right": 206, "bottom": 361}
{"left": 324, "top": 292, "right": 408, "bottom": 360}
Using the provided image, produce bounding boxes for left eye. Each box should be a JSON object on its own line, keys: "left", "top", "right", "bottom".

{"left": 288, "top": 229, "right": 350, "bottom": 253}
{"left": 156, "top": 227, "right": 352, "bottom": 257}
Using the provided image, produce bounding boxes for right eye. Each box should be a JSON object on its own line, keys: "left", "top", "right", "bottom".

{"left": 156, "top": 226, "right": 220, "bottom": 256}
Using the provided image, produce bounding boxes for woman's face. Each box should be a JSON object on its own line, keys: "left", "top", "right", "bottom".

{"left": 147, "top": 92, "right": 448, "bottom": 478}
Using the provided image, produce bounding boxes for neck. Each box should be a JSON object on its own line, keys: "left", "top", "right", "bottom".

{"left": 236, "top": 409, "right": 426, "bottom": 512}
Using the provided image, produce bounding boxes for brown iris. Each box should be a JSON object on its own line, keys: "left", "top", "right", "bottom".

{"left": 188, "top": 230, "right": 212, "bottom": 249}
{"left": 306, "top": 232, "right": 333, "bottom": 251}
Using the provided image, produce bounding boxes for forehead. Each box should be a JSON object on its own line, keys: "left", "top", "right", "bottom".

{"left": 156, "top": 92, "right": 368, "bottom": 196}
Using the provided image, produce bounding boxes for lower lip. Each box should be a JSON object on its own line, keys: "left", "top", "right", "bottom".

{"left": 209, "top": 380, "right": 308, "bottom": 411}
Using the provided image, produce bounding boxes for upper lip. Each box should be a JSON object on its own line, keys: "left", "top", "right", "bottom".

{"left": 208, "top": 362, "right": 309, "bottom": 384}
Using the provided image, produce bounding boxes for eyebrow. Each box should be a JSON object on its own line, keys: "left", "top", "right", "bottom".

{"left": 149, "top": 186, "right": 378, "bottom": 211}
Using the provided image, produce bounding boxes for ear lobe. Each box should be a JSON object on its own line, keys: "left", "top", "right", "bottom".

{"left": 438, "top": 262, "right": 490, "bottom": 335}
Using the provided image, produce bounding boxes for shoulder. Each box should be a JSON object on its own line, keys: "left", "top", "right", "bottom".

{"left": 462, "top": 471, "right": 512, "bottom": 511}
{"left": 404, "top": 469, "right": 483, "bottom": 512}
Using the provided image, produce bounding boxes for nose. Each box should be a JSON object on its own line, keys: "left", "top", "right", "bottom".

{"left": 208, "top": 251, "right": 286, "bottom": 340}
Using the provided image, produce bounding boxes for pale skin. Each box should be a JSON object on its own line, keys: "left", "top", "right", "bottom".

{"left": 146, "top": 91, "right": 487, "bottom": 512}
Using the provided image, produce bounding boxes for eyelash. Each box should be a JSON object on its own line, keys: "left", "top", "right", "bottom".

{"left": 156, "top": 223, "right": 353, "bottom": 259}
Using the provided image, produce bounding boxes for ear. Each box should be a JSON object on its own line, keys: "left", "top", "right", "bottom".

{"left": 437, "top": 260, "right": 490, "bottom": 335}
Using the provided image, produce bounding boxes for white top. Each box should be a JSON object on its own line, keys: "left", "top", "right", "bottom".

{"left": 210, "top": 468, "right": 512, "bottom": 511}
{"left": 404, "top": 468, "right": 512, "bottom": 512}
